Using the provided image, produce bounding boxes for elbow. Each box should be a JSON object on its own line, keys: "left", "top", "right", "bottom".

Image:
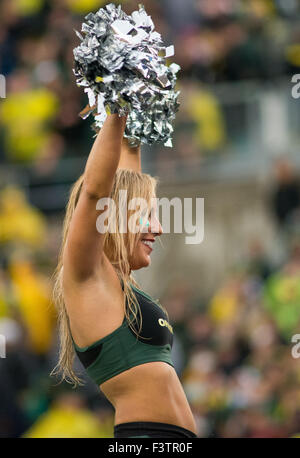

{"left": 82, "top": 180, "right": 110, "bottom": 201}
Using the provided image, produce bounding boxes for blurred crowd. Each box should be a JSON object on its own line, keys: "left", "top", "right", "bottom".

{"left": 172, "top": 238, "right": 300, "bottom": 438}
{"left": 1, "top": 157, "right": 300, "bottom": 438}
{"left": 1, "top": 0, "right": 300, "bottom": 439}
{"left": 0, "top": 0, "right": 300, "bottom": 167}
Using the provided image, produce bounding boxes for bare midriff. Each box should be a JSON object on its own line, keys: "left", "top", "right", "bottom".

{"left": 99, "top": 361, "right": 197, "bottom": 434}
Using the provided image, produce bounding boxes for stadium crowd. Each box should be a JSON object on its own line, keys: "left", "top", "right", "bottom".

{"left": 0, "top": 0, "right": 300, "bottom": 438}
{"left": 0, "top": 0, "right": 300, "bottom": 165}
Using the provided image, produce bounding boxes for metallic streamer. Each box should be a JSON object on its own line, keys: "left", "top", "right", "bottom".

{"left": 73, "top": 3, "right": 180, "bottom": 147}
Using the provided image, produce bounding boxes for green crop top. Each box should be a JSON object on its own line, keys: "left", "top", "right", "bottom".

{"left": 72, "top": 284, "right": 174, "bottom": 386}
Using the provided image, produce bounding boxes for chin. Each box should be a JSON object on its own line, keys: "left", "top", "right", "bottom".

{"left": 130, "top": 256, "right": 151, "bottom": 271}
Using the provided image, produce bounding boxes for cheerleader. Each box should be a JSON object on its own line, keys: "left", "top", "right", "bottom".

{"left": 52, "top": 113, "right": 197, "bottom": 438}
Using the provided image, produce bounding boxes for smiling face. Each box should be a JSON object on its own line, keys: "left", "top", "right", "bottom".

{"left": 127, "top": 199, "right": 163, "bottom": 271}
{"left": 102, "top": 169, "right": 160, "bottom": 275}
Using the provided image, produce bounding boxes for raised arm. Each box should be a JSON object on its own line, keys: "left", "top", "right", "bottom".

{"left": 118, "top": 137, "right": 141, "bottom": 172}
{"left": 63, "top": 113, "right": 127, "bottom": 283}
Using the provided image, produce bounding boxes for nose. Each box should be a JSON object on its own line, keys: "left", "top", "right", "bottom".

{"left": 148, "top": 214, "right": 163, "bottom": 237}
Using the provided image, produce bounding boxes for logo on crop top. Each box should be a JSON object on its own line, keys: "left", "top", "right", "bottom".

{"left": 158, "top": 318, "right": 173, "bottom": 334}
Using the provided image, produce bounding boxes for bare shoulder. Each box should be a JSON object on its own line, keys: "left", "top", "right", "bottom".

{"left": 62, "top": 254, "right": 125, "bottom": 347}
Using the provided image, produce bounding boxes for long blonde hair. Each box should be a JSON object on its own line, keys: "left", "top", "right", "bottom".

{"left": 51, "top": 169, "right": 158, "bottom": 387}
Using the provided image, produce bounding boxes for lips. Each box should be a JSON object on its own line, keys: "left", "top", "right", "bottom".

{"left": 141, "top": 239, "right": 154, "bottom": 249}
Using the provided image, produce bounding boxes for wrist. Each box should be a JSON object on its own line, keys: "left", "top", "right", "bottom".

{"left": 122, "top": 137, "right": 140, "bottom": 152}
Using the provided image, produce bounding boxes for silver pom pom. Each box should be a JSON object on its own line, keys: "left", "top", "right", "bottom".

{"left": 73, "top": 3, "right": 180, "bottom": 147}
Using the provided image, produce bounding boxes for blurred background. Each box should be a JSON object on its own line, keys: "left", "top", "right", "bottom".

{"left": 1, "top": 0, "right": 300, "bottom": 438}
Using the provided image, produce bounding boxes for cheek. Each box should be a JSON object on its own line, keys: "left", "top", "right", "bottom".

{"left": 130, "top": 238, "right": 144, "bottom": 260}
{"left": 137, "top": 241, "right": 150, "bottom": 261}
{"left": 129, "top": 243, "right": 150, "bottom": 270}
{"left": 137, "top": 240, "right": 145, "bottom": 255}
